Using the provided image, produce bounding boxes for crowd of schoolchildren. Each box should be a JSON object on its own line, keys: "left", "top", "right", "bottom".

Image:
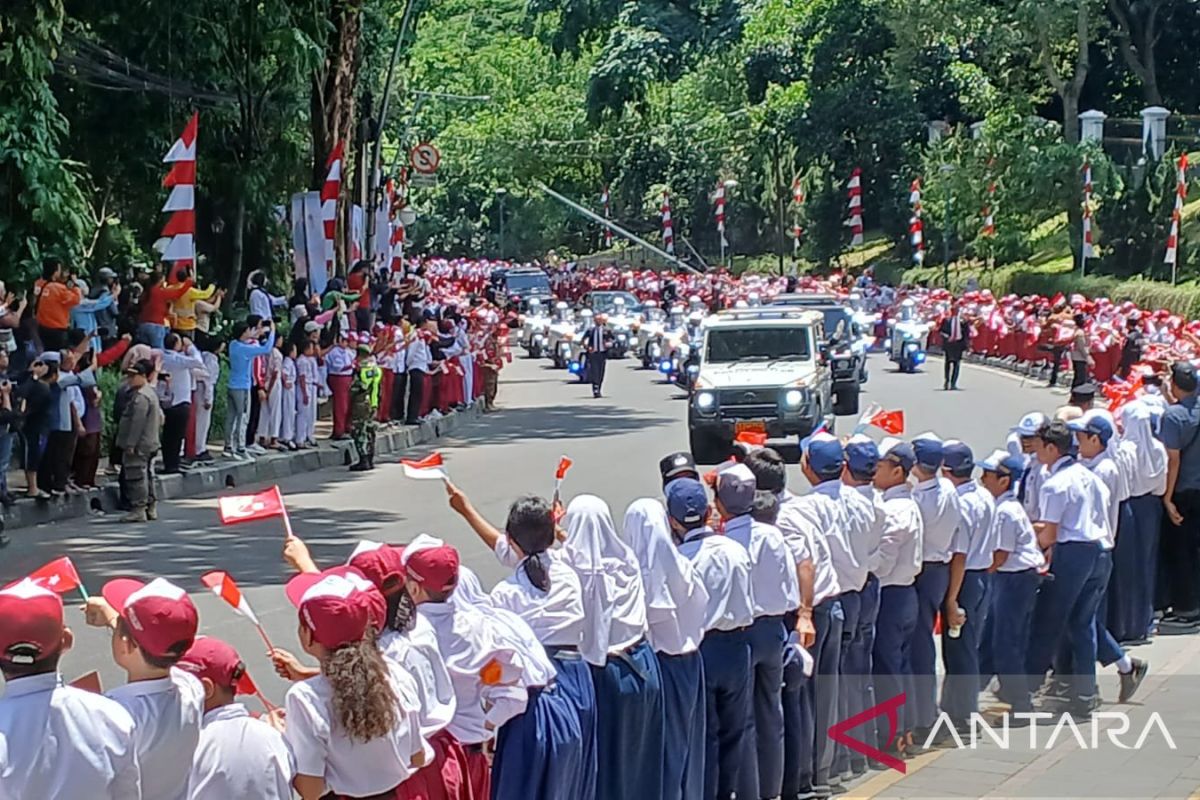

{"left": 3, "top": 348, "right": 1195, "bottom": 799}
{"left": 0, "top": 257, "right": 508, "bottom": 529}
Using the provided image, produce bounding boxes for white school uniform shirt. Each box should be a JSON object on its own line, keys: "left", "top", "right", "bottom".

{"left": 196, "top": 352, "right": 219, "bottom": 406}
{"left": 186, "top": 703, "right": 293, "bottom": 799}
{"left": 1122, "top": 400, "right": 1167, "bottom": 498}
{"left": 284, "top": 659, "right": 425, "bottom": 797}
{"left": 417, "top": 600, "right": 531, "bottom": 744}
{"left": 1080, "top": 452, "right": 1122, "bottom": 548}
{"left": 561, "top": 495, "right": 649, "bottom": 665}
{"left": 325, "top": 345, "right": 355, "bottom": 376}
{"left": 106, "top": 667, "right": 205, "bottom": 800}
{"left": 1038, "top": 456, "right": 1112, "bottom": 548}
{"left": 911, "top": 475, "right": 962, "bottom": 564}
{"left": 1021, "top": 460, "right": 1046, "bottom": 522}
{"left": 841, "top": 483, "right": 885, "bottom": 590}
{"left": 490, "top": 551, "right": 587, "bottom": 649}
{"left": 797, "top": 481, "right": 859, "bottom": 593}
{"left": 406, "top": 337, "right": 432, "bottom": 372}
{"left": 992, "top": 491, "right": 1046, "bottom": 573}
{"left": 620, "top": 498, "right": 709, "bottom": 656}
{"left": 160, "top": 344, "right": 205, "bottom": 407}
{"left": 950, "top": 481, "right": 999, "bottom": 571}
{"left": 723, "top": 514, "right": 800, "bottom": 617}
{"left": 871, "top": 483, "right": 924, "bottom": 587}
{"left": 379, "top": 612, "right": 457, "bottom": 742}
{"left": 678, "top": 528, "right": 756, "bottom": 633}
{"left": 775, "top": 489, "right": 842, "bottom": 605}
{"left": 0, "top": 672, "right": 141, "bottom": 800}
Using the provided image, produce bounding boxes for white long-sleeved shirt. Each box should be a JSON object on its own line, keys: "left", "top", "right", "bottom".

{"left": 325, "top": 346, "right": 355, "bottom": 376}
{"left": 160, "top": 344, "right": 205, "bottom": 407}
{"left": 871, "top": 483, "right": 924, "bottom": 587}
{"left": 911, "top": 475, "right": 961, "bottom": 564}
{"left": 406, "top": 337, "right": 432, "bottom": 372}
{"left": 841, "top": 483, "right": 886, "bottom": 591}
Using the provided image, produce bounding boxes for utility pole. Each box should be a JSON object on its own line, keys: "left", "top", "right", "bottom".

{"left": 495, "top": 187, "right": 507, "bottom": 259}
{"left": 772, "top": 131, "right": 786, "bottom": 276}
{"left": 940, "top": 163, "right": 955, "bottom": 287}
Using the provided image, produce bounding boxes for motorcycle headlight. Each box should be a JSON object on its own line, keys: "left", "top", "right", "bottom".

{"left": 533, "top": 334, "right": 544, "bottom": 343}
{"left": 836, "top": 359, "right": 851, "bottom": 370}
{"left": 696, "top": 391, "right": 716, "bottom": 410}
{"left": 914, "top": 351, "right": 926, "bottom": 364}
{"left": 629, "top": 336, "right": 639, "bottom": 346}
{"left": 659, "top": 359, "right": 673, "bottom": 373}
{"left": 618, "top": 333, "right": 627, "bottom": 341}
{"left": 783, "top": 389, "right": 805, "bottom": 409}
{"left": 905, "top": 342, "right": 918, "bottom": 352}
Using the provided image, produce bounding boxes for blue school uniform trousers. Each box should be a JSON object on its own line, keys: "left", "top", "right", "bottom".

{"left": 910, "top": 561, "right": 950, "bottom": 732}
{"left": 658, "top": 649, "right": 706, "bottom": 800}
{"left": 590, "top": 641, "right": 665, "bottom": 800}
{"left": 699, "top": 626, "right": 753, "bottom": 800}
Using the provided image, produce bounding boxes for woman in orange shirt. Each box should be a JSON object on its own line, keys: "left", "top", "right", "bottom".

{"left": 33, "top": 259, "right": 82, "bottom": 351}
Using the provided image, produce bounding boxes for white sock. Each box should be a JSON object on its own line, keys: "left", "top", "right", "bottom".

{"left": 1116, "top": 654, "right": 1133, "bottom": 673}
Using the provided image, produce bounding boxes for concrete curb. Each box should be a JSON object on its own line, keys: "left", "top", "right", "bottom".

{"left": 0, "top": 401, "right": 485, "bottom": 532}
{"left": 928, "top": 346, "right": 1073, "bottom": 388}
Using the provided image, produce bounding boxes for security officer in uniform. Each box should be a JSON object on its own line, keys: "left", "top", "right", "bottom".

{"left": 349, "top": 344, "right": 382, "bottom": 471}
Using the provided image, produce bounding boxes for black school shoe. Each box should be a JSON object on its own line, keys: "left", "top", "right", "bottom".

{"left": 1118, "top": 658, "right": 1149, "bottom": 703}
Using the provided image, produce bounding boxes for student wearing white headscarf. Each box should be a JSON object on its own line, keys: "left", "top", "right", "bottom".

{"left": 562, "top": 495, "right": 663, "bottom": 800}
{"left": 623, "top": 498, "right": 709, "bottom": 800}
{"left": 1110, "top": 399, "right": 1167, "bottom": 643}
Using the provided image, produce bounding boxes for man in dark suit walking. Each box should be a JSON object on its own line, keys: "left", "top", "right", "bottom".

{"left": 938, "top": 303, "right": 971, "bottom": 391}
{"left": 586, "top": 313, "right": 613, "bottom": 398}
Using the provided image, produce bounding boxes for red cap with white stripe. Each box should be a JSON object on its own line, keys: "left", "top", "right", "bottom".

{"left": 0, "top": 579, "right": 64, "bottom": 667}
{"left": 286, "top": 567, "right": 383, "bottom": 649}
{"left": 102, "top": 577, "right": 199, "bottom": 660}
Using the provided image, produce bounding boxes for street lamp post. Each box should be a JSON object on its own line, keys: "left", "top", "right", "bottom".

{"left": 940, "top": 163, "right": 955, "bottom": 288}
{"left": 495, "top": 188, "right": 508, "bottom": 259}
{"left": 721, "top": 179, "right": 737, "bottom": 270}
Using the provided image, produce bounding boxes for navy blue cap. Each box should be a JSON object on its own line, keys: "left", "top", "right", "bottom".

{"left": 1068, "top": 413, "right": 1114, "bottom": 446}
{"left": 879, "top": 438, "right": 916, "bottom": 471}
{"left": 666, "top": 478, "right": 709, "bottom": 525}
{"left": 845, "top": 434, "right": 880, "bottom": 476}
{"left": 979, "top": 449, "right": 1027, "bottom": 481}
{"left": 942, "top": 440, "right": 974, "bottom": 474}
{"left": 911, "top": 433, "right": 944, "bottom": 470}
{"left": 801, "top": 432, "right": 845, "bottom": 479}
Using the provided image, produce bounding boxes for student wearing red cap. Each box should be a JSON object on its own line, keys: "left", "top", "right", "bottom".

{"left": 278, "top": 566, "right": 427, "bottom": 800}
{"left": 178, "top": 636, "right": 294, "bottom": 798}
{"left": 85, "top": 576, "right": 204, "bottom": 800}
{"left": 0, "top": 579, "right": 141, "bottom": 799}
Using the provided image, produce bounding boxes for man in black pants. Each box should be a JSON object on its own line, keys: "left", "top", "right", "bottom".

{"left": 938, "top": 303, "right": 971, "bottom": 391}
{"left": 159, "top": 333, "right": 204, "bottom": 474}
{"left": 585, "top": 314, "right": 613, "bottom": 399}
{"left": 404, "top": 320, "right": 433, "bottom": 425}
{"left": 1161, "top": 362, "right": 1200, "bottom": 627}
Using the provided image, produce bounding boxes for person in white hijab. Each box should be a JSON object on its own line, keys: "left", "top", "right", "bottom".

{"left": 622, "top": 499, "right": 708, "bottom": 800}
{"left": 561, "top": 495, "right": 663, "bottom": 800}
{"left": 1110, "top": 399, "right": 1167, "bottom": 643}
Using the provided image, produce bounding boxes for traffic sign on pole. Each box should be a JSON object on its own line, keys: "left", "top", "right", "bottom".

{"left": 409, "top": 143, "right": 441, "bottom": 174}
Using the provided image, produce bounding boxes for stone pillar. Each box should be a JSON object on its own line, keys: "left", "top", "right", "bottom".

{"left": 927, "top": 120, "right": 951, "bottom": 145}
{"left": 1079, "top": 110, "right": 1106, "bottom": 145}
{"left": 970, "top": 121, "right": 985, "bottom": 140}
{"left": 1141, "top": 106, "right": 1170, "bottom": 160}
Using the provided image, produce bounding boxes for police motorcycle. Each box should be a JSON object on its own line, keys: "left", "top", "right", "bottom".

{"left": 604, "top": 296, "right": 639, "bottom": 359}
{"left": 887, "top": 298, "right": 931, "bottom": 374}
{"left": 518, "top": 298, "right": 552, "bottom": 359}
{"left": 633, "top": 301, "right": 668, "bottom": 369}
{"left": 848, "top": 291, "right": 883, "bottom": 356}
{"left": 547, "top": 302, "right": 578, "bottom": 369}
{"left": 671, "top": 311, "right": 706, "bottom": 393}
{"left": 656, "top": 306, "right": 691, "bottom": 379}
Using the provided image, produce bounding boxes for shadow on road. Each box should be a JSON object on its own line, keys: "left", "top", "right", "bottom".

{"left": 441, "top": 403, "right": 675, "bottom": 446}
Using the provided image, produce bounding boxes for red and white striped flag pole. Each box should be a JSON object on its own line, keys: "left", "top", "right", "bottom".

{"left": 1165, "top": 152, "right": 1188, "bottom": 284}
{"left": 321, "top": 142, "right": 345, "bottom": 277}
{"left": 714, "top": 181, "right": 727, "bottom": 248}
{"left": 601, "top": 186, "right": 613, "bottom": 248}
{"left": 661, "top": 190, "right": 675, "bottom": 255}
{"left": 792, "top": 177, "right": 805, "bottom": 207}
{"left": 847, "top": 168, "right": 864, "bottom": 247}
{"left": 791, "top": 177, "right": 804, "bottom": 257}
{"left": 1082, "top": 157, "right": 1095, "bottom": 275}
{"left": 157, "top": 112, "right": 198, "bottom": 269}
{"left": 981, "top": 171, "right": 996, "bottom": 239}
{"left": 909, "top": 179, "right": 925, "bottom": 265}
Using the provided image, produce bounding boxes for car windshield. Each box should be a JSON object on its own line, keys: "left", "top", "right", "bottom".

{"left": 506, "top": 272, "right": 550, "bottom": 292}
{"left": 707, "top": 327, "right": 812, "bottom": 364}
{"left": 591, "top": 293, "right": 640, "bottom": 314}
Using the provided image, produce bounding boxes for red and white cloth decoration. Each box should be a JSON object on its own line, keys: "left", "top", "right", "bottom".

{"left": 321, "top": 142, "right": 345, "bottom": 274}
{"left": 982, "top": 180, "right": 996, "bottom": 237}
{"left": 792, "top": 177, "right": 805, "bottom": 206}
{"left": 661, "top": 190, "right": 675, "bottom": 255}
{"left": 385, "top": 179, "right": 405, "bottom": 272}
{"left": 1165, "top": 152, "right": 1188, "bottom": 268}
{"left": 792, "top": 224, "right": 803, "bottom": 255}
{"left": 714, "top": 181, "right": 727, "bottom": 248}
{"left": 601, "top": 187, "right": 613, "bottom": 248}
{"left": 908, "top": 179, "right": 924, "bottom": 265}
{"left": 1082, "top": 158, "right": 1095, "bottom": 261}
{"left": 846, "top": 168, "right": 864, "bottom": 247}
{"left": 158, "top": 112, "right": 198, "bottom": 265}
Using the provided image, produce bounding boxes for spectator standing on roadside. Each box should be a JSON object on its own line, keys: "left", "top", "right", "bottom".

{"left": 116, "top": 359, "right": 164, "bottom": 522}
{"left": 247, "top": 270, "right": 288, "bottom": 322}
{"left": 1160, "top": 361, "right": 1200, "bottom": 627}
{"left": 480, "top": 321, "right": 505, "bottom": 411}
{"left": 0, "top": 349, "right": 15, "bottom": 508}
{"left": 1070, "top": 313, "right": 1094, "bottom": 389}
{"left": 190, "top": 343, "right": 221, "bottom": 464}
{"left": 225, "top": 319, "right": 276, "bottom": 461}
{"left": 158, "top": 333, "right": 204, "bottom": 474}
{"left": 34, "top": 259, "right": 83, "bottom": 351}
{"left": 295, "top": 340, "right": 320, "bottom": 448}
{"left": 1119, "top": 316, "right": 1145, "bottom": 378}
{"left": 137, "top": 266, "right": 194, "bottom": 349}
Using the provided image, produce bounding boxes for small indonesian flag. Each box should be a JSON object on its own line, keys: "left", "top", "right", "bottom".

{"left": 735, "top": 430, "right": 768, "bottom": 447}
{"left": 555, "top": 457, "right": 573, "bottom": 482}
{"left": 69, "top": 671, "right": 103, "bottom": 693}
{"left": 864, "top": 408, "right": 905, "bottom": 435}
{"left": 18, "top": 556, "right": 83, "bottom": 595}
{"left": 402, "top": 453, "right": 448, "bottom": 480}
{"left": 200, "top": 571, "right": 262, "bottom": 626}
{"left": 218, "top": 486, "right": 285, "bottom": 525}
{"left": 234, "top": 667, "right": 262, "bottom": 697}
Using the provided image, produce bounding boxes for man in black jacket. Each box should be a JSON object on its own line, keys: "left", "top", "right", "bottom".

{"left": 938, "top": 303, "right": 972, "bottom": 391}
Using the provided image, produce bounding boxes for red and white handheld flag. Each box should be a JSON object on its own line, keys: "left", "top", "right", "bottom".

{"left": 200, "top": 571, "right": 262, "bottom": 626}
{"left": 847, "top": 168, "right": 864, "bottom": 247}
{"left": 321, "top": 142, "right": 345, "bottom": 274}
{"left": 864, "top": 407, "right": 905, "bottom": 435}
{"left": 1082, "top": 159, "right": 1095, "bottom": 261}
{"left": 402, "top": 452, "right": 448, "bottom": 481}
{"left": 909, "top": 179, "right": 924, "bottom": 265}
{"left": 157, "top": 112, "right": 198, "bottom": 266}
{"left": 555, "top": 456, "right": 573, "bottom": 483}
{"left": 735, "top": 430, "right": 768, "bottom": 447}
{"left": 15, "top": 556, "right": 86, "bottom": 598}
{"left": 661, "top": 191, "right": 675, "bottom": 255}
{"left": 218, "top": 486, "right": 285, "bottom": 525}
{"left": 1165, "top": 153, "right": 1188, "bottom": 273}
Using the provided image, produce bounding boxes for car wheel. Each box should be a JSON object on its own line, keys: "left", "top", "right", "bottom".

{"left": 833, "top": 388, "right": 860, "bottom": 416}
{"left": 689, "top": 430, "right": 729, "bottom": 465}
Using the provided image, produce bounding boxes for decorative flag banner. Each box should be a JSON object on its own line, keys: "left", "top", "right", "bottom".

{"left": 847, "top": 168, "right": 864, "bottom": 247}
{"left": 714, "top": 181, "right": 727, "bottom": 248}
{"left": 1082, "top": 158, "right": 1095, "bottom": 264}
{"left": 321, "top": 142, "right": 345, "bottom": 275}
{"left": 13, "top": 556, "right": 88, "bottom": 599}
{"left": 601, "top": 187, "right": 613, "bottom": 248}
{"left": 661, "top": 190, "right": 675, "bottom": 255}
{"left": 792, "top": 177, "right": 805, "bottom": 207}
{"left": 157, "top": 112, "right": 198, "bottom": 265}
{"left": 792, "top": 224, "right": 803, "bottom": 255}
{"left": 982, "top": 180, "right": 996, "bottom": 237}
{"left": 218, "top": 486, "right": 285, "bottom": 525}
{"left": 200, "top": 570, "right": 263, "bottom": 627}
{"left": 1165, "top": 152, "right": 1188, "bottom": 279}
{"left": 909, "top": 179, "right": 925, "bottom": 265}
{"left": 386, "top": 178, "right": 405, "bottom": 273}
{"left": 402, "top": 452, "right": 448, "bottom": 481}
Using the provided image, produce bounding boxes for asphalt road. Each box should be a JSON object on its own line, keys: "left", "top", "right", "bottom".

{"left": 0, "top": 350, "right": 1059, "bottom": 699}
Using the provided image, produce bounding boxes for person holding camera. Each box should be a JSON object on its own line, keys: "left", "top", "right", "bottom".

{"left": 224, "top": 318, "right": 275, "bottom": 461}
{"left": 33, "top": 259, "right": 83, "bottom": 352}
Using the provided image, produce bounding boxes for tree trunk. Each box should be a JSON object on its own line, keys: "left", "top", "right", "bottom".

{"left": 230, "top": 195, "right": 248, "bottom": 299}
